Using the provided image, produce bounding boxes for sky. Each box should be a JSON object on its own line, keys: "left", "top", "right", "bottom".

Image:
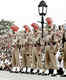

{"left": 0, "top": 0, "right": 66, "bottom": 30}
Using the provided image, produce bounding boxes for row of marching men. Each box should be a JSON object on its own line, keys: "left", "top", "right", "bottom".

{"left": 10, "top": 30, "right": 66, "bottom": 76}
{"left": 11, "top": 30, "right": 44, "bottom": 74}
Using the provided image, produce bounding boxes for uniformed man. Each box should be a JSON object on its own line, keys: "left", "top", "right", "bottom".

{"left": 21, "top": 39, "right": 32, "bottom": 73}
{"left": 11, "top": 40, "right": 20, "bottom": 72}
{"left": 44, "top": 41, "right": 58, "bottom": 75}
{"left": 31, "top": 30, "right": 44, "bottom": 74}
{"left": 63, "top": 42, "right": 66, "bottom": 75}
{"left": 62, "top": 29, "right": 66, "bottom": 75}
{"left": 56, "top": 50, "right": 64, "bottom": 75}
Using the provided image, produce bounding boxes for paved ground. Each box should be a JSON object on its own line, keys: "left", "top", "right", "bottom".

{"left": 0, "top": 71, "right": 66, "bottom": 80}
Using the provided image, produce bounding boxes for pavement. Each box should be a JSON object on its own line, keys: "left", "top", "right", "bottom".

{"left": 0, "top": 71, "right": 66, "bottom": 80}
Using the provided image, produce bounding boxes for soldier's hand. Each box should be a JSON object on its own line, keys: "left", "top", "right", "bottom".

{"left": 38, "top": 52, "right": 41, "bottom": 56}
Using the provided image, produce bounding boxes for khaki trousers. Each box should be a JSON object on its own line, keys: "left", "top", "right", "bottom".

{"left": 45, "top": 46, "right": 57, "bottom": 69}
{"left": 21, "top": 48, "right": 31, "bottom": 68}
{"left": 64, "top": 42, "right": 66, "bottom": 68}
{"left": 32, "top": 47, "right": 43, "bottom": 69}
{"left": 11, "top": 48, "right": 19, "bottom": 67}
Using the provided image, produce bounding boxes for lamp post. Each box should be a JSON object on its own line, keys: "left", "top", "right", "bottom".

{"left": 38, "top": 0, "right": 47, "bottom": 38}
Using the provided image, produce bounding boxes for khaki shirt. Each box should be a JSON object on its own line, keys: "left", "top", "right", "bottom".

{"left": 45, "top": 45, "right": 55, "bottom": 55}
{"left": 32, "top": 33, "right": 40, "bottom": 44}
{"left": 21, "top": 47, "right": 32, "bottom": 55}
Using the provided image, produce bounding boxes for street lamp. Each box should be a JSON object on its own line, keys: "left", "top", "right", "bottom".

{"left": 38, "top": 0, "right": 47, "bottom": 38}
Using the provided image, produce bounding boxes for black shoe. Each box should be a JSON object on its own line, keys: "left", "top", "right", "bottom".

{"left": 32, "top": 69, "right": 38, "bottom": 74}
{"left": 38, "top": 69, "right": 44, "bottom": 75}
{"left": 51, "top": 74, "right": 57, "bottom": 77}
{"left": 0, "top": 67, "right": 2, "bottom": 70}
{"left": 21, "top": 67, "right": 27, "bottom": 73}
{"left": 61, "top": 74, "right": 66, "bottom": 77}
{"left": 30, "top": 68, "right": 33, "bottom": 74}
{"left": 20, "top": 68, "right": 23, "bottom": 73}
{"left": 49, "top": 69, "right": 53, "bottom": 74}
{"left": 51, "top": 69, "right": 57, "bottom": 77}
{"left": 57, "top": 68, "right": 64, "bottom": 75}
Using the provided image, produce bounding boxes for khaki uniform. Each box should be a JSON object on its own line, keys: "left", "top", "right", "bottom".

{"left": 11, "top": 47, "right": 19, "bottom": 67}
{"left": 31, "top": 32, "right": 43, "bottom": 69}
{"left": 32, "top": 46, "right": 43, "bottom": 69}
{"left": 62, "top": 31, "right": 66, "bottom": 68}
{"left": 21, "top": 33, "right": 32, "bottom": 68}
{"left": 45, "top": 45, "right": 57, "bottom": 69}
{"left": 64, "top": 42, "right": 66, "bottom": 68}
{"left": 21, "top": 46, "right": 31, "bottom": 68}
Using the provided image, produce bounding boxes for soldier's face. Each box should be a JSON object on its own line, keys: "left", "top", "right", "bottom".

{"left": 34, "top": 32, "right": 38, "bottom": 36}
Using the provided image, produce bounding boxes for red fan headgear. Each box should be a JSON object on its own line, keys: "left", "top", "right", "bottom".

{"left": 11, "top": 25, "right": 19, "bottom": 32}
{"left": 46, "top": 17, "right": 53, "bottom": 26}
{"left": 31, "top": 23, "right": 39, "bottom": 30}
{"left": 24, "top": 25, "right": 29, "bottom": 32}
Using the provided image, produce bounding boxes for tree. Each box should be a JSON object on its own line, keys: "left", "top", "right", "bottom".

{"left": 0, "top": 19, "right": 15, "bottom": 34}
{"left": 0, "top": 19, "right": 14, "bottom": 27}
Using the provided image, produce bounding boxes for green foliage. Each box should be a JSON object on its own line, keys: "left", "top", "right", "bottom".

{"left": 0, "top": 19, "right": 14, "bottom": 29}
{"left": 0, "top": 19, "right": 15, "bottom": 34}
